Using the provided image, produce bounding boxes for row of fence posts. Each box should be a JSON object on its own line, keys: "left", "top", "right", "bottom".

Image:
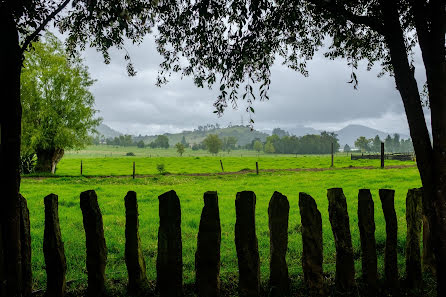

{"left": 27, "top": 186, "right": 433, "bottom": 297}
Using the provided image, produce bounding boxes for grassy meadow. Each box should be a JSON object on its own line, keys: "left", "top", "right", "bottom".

{"left": 20, "top": 146, "right": 430, "bottom": 296}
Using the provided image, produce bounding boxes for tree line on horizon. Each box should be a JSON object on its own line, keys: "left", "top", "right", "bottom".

{"left": 351, "top": 134, "right": 414, "bottom": 153}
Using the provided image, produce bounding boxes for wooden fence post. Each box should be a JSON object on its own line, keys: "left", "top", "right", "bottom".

{"left": 132, "top": 162, "right": 135, "bottom": 179}
{"left": 381, "top": 142, "right": 385, "bottom": 168}
{"left": 44, "top": 194, "right": 67, "bottom": 297}
{"left": 235, "top": 191, "right": 260, "bottom": 297}
{"left": 406, "top": 188, "right": 423, "bottom": 289}
{"left": 358, "top": 189, "right": 377, "bottom": 290}
{"left": 327, "top": 188, "right": 355, "bottom": 292}
{"left": 124, "top": 191, "right": 148, "bottom": 294}
{"left": 422, "top": 187, "right": 436, "bottom": 275}
{"left": 256, "top": 162, "right": 259, "bottom": 175}
{"left": 331, "top": 142, "right": 334, "bottom": 167}
{"left": 80, "top": 190, "right": 108, "bottom": 297}
{"left": 379, "top": 189, "right": 399, "bottom": 289}
{"left": 268, "top": 192, "right": 290, "bottom": 296}
{"left": 157, "top": 190, "right": 183, "bottom": 297}
{"left": 220, "top": 160, "right": 224, "bottom": 172}
{"left": 195, "top": 191, "right": 221, "bottom": 297}
{"left": 19, "top": 194, "right": 32, "bottom": 297}
{"left": 81, "top": 160, "right": 83, "bottom": 175}
{"left": 299, "top": 193, "right": 324, "bottom": 294}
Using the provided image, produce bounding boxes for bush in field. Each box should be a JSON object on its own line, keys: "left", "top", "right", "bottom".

{"left": 253, "top": 140, "right": 263, "bottom": 153}
{"left": 175, "top": 143, "right": 185, "bottom": 156}
{"left": 157, "top": 163, "right": 166, "bottom": 174}
{"left": 203, "top": 134, "right": 222, "bottom": 155}
{"left": 126, "top": 152, "right": 135, "bottom": 156}
{"left": 137, "top": 140, "right": 145, "bottom": 148}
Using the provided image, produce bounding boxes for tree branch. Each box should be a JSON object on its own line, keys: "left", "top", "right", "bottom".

{"left": 307, "top": 0, "right": 385, "bottom": 34}
{"left": 20, "top": 0, "right": 71, "bottom": 53}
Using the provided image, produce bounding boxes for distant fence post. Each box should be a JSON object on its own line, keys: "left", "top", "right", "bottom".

{"left": 133, "top": 162, "right": 135, "bottom": 179}
{"left": 331, "top": 142, "right": 334, "bottom": 167}
{"left": 379, "top": 189, "right": 399, "bottom": 289}
{"left": 256, "top": 162, "right": 259, "bottom": 175}
{"left": 157, "top": 190, "right": 183, "bottom": 297}
{"left": 235, "top": 191, "right": 260, "bottom": 297}
{"left": 406, "top": 188, "right": 423, "bottom": 289}
{"left": 299, "top": 193, "right": 324, "bottom": 294}
{"left": 80, "top": 190, "right": 108, "bottom": 297}
{"left": 220, "top": 160, "right": 224, "bottom": 172}
{"left": 358, "top": 189, "right": 377, "bottom": 290}
{"left": 195, "top": 191, "right": 221, "bottom": 297}
{"left": 44, "top": 194, "right": 67, "bottom": 297}
{"left": 381, "top": 142, "right": 385, "bottom": 168}
{"left": 327, "top": 188, "right": 355, "bottom": 292}
{"left": 268, "top": 192, "right": 290, "bottom": 296}
{"left": 81, "top": 160, "right": 83, "bottom": 175}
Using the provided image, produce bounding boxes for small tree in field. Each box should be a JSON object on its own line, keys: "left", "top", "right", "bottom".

{"left": 354, "top": 137, "right": 371, "bottom": 152}
{"left": 253, "top": 141, "right": 263, "bottom": 153}
{"left": 203, "top": 134, "right": 222, "bottom": 155}
{"left": 343, "top": 144, "right": 351, "bottom": 153}
{"left": 264, "top": 141, "right": 275, "bottom": 154}
{"left": 175, "top": 143, "right": 185, "bottom": 156}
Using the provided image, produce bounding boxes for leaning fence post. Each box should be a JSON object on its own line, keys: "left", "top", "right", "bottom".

{"left": 157, "top": 190, "right": 183, "bottom": 297}
{"left": 220, "top": 160, "right": 224, "bottom": 172}
{"left": 80, "top": 190, "right": 108, "bottom": 297}
{"left": 405, "top": 188, "right": 423, "bottom": 289}
{"left": 124, "top": 191, "right": 148, "bottom": 294}
{"left": 358, "top": 189, "right": 377, "bottom": 290}
{"left": 268, "top": 192, "right": 290, "bottom": 296}
{"left": 195, "top": 191, "right": 221, "bottom": 297}
{"left": 327, "top": 188, "right": 355, "bottom": 292}
{"left": 379, "top": 189, "right": 399, "bottom": 288}
{"left": 235, "top": 191, "right": 260, "bottom": 297}
{"left": 19, "top": 194, "right": 32, "bottom": 297}
{"left": 44, "top": 194, "right": 67, "bottom": 297}
{"left": 299, "top": 192, "right": 324, "bottom": 294}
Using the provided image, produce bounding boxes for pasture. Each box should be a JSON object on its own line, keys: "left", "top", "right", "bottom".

{"left": 21, "top": 146, "right": 428, "bottom": 295}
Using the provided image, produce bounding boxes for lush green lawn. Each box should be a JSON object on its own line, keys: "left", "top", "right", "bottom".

{"left": 45, "top": 145, "right": 415, "bottom": 176}
{"left": 21, "top": 165, "right": 424, "bottom": 294}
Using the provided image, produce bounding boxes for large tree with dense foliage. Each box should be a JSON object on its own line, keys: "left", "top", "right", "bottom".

{"left": 155, "top": 1, "right": 446, "bottom": 292}
{"left": 203, "top": 134, "right": 223, "bottom": 155}
{"left": 21, "top": 33, "right": 100, "bottom": 173}
{"left": 0, "top": 1, "right": 155, "bottom": 295}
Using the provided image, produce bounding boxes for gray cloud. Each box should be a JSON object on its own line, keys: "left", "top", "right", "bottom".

{"left": 80, "top": 36, "right": 428, "bottom": 136}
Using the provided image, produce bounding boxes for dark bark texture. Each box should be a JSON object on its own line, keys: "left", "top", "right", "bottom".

{"left": 124, "top": 191, "right": 148, "bottom": 295}
{"left": 35, "top": 148, "right": 64, "bottom": 174}
{"left": 405, "top": 188, "right": 423, "bottom": 289}
{"left": 195, "top": 191, "right": 221, "bottom": 297}
{"left": 235, "top": 191, "right": 260, "bottom": 297}
{"left": 357, "top": 189, "right": 377, "bottom": 290}
{"left": 156, "top": 190, "right": 183, "bottom": 297}
{"left": 268, "top": 191, "right": 289, "bottom": 296}
{"left": 80, "top": 190, "right": 108, "bottom": 297}
{"left": 43, "top": 194, "right": 67, "bottom": 297}
{"left": 298, "top": 192, "right": 324, "bottom": 295}
{"left": 327, "top": 188, "right": 355, "bottom": 292}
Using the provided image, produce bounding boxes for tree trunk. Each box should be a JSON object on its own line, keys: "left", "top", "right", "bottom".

{"left": 36, "top": 148, "right": 65, "bottom": 174}
{"left": 380, "top": 1, "right": 446, "bottom": 295}
{"left": 0, "top": 5, "right": 24, "bottom": 297}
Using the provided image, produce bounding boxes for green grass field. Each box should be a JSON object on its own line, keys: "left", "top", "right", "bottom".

{"left": 21, "top": 146, "right": 428, "bottom": 295}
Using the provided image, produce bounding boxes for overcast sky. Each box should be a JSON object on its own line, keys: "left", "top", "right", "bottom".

{"left": 79, "top": 35, "right": 429, "bottom": 136}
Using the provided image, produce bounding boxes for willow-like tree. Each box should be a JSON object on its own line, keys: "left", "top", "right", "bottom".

{"left": 21, "top": 33, "right": 100, "bottom": 173}
{"left": 155, "top": 0, "right": 446, "bottom": 293}
{"left": 1, "top": 1, "right": 154, "bottom": 295}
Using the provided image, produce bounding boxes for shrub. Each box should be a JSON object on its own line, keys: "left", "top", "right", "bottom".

{"left": 126, "top": 152, "right": 135, "bottom": 156}
{"left": 157, "top": 163, "right": 166, "bottom": 174}
{"left": 20, "top": 153, "right": 36, "bottom": 174}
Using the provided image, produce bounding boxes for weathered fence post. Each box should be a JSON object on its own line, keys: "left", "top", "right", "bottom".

{"left": 299, "top": 192, "right": 324, "bottom": 294}
{"left": 327, "top": 188, "right": 355, "bottom": 292}
{"left": 379, "top": 189, "right": 399, "bottom": 288}
{"left": 80, "top": 190, "right": 108, "bottom": 297}
{"left": 81, "top": 160, "right": 83, "bottom": 175}
{"left": 406, "top": 188, "right": 423, "bottom": 289}
{"left": 195, "top": 191, "right": 221, "bottom": 297}
{"left": 44, "top": 194, "right": 67, "bottom": 297}
{"left": 331, "top": 142, "right": 334, "bottom": 167}
{"left": 124, "top": 191, "right": 148, "bottom": 294}
{"left": 422, "top": 188, "right": 436, "bottom": 275}
{"left": 220, "top": 160, "right": 224, "bottom": 172}
{"left": 256, "top": 162, "right": 259, "bottom": 175}
{"left": 157, "top": 190, "right": 183, "bottom": 297}
{"left": 268, "top": 192, "right": 289, "bottom": 296}
{"left": 19, "top": 194, "right": 32, "bottom": 297}
{"left": 381, "top": 142, "right": 384, "bottom": 168}
{"left": 133, "top": 161, "right": 135, "bottom": 179}
{"left": 358, "top": 189, "right": 377, "bottom": 290}
{"left": 235, "top": 191, "right": 260, "bottom": 297}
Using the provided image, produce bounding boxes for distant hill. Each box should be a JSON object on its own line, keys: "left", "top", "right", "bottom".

{"left": 136, "top": 125, "right": 269, "bottom": 146}
{"left": 334, "top": 124, "right": 410, "bottom": 146}
{"left": 96, "top": 123, "right": 122, "bottom": 139}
